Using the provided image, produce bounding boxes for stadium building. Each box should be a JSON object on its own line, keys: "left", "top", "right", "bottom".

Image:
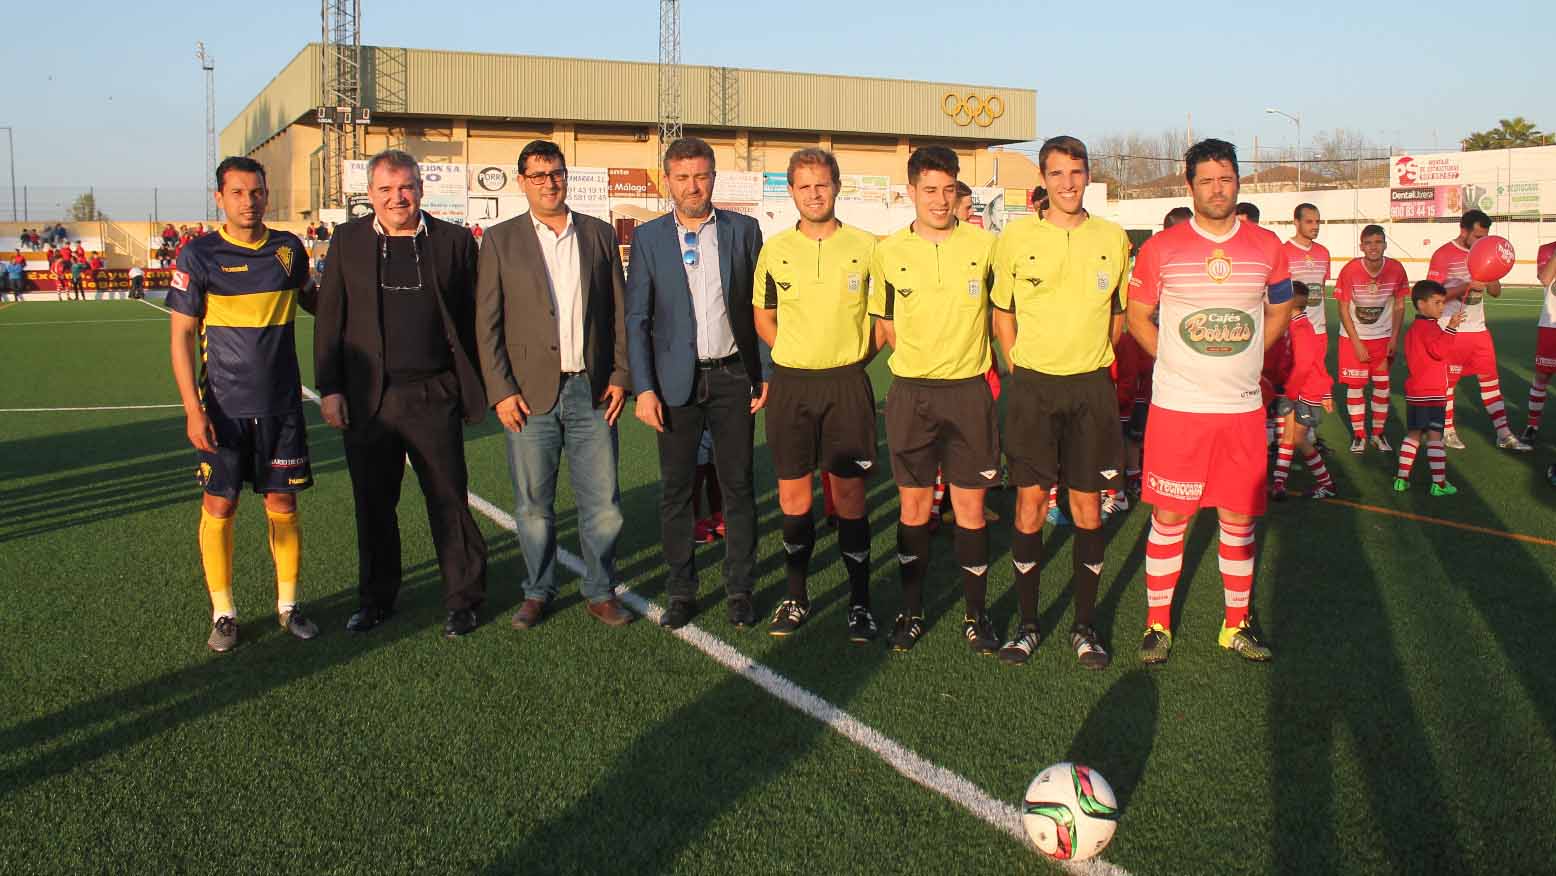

{"left": 222, "top": 44, "right": 1038, "bottom": 229}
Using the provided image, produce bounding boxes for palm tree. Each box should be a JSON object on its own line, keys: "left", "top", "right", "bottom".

{"left": 1461, "top": 117, "right": 1556, "bottom": 151}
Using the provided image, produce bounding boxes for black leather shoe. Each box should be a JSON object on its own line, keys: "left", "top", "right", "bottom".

{"left": 727, "top": 593, "right": 755, "bottom": 628}
{"left": 443, "top": 608, "right": 478, "bottom": 638}
{"left": 345, "top": 606, "right": 393, "bottom": 633}
{"left": 661, "top": 599, "right": 695, "bottom": 629}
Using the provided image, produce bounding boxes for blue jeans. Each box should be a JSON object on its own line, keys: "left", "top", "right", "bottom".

{"left": 504, "top": 373, "right": 623, "bottom": 603}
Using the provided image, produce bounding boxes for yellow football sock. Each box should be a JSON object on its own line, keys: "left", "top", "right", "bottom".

{"left": 266, "top": 507, "right": 301, "bottom": 612}
{"left": 198, "top": 508, "right": 236, "bottom": 620}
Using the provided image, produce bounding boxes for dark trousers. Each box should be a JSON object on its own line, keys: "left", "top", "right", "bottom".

{"left": 657, "top": 363, "right": 757, "bottom": 601}
{"left": 342, "top": 371, "right": 487, "bottom": 612}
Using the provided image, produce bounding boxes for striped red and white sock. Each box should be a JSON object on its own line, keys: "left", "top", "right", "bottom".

{"left": 1273, "top": 443, "right": 1295, "bottom": 487}
{"left": 1396, "top": 437, "right": 1420, "bottom": 480}
{"left": 1427, "top": 438, "right": 1448, "bottom": 485}
{"left": 1445, "top": 386, "right": 1457, "bottom": 433}
{"left": 1347, "top": 386, "right": 1367, "bottom": 439}
{"left": 1145, "top": 515, "right": 1188, "bottom": 629}
{"left": 930, "top": 469, "right": 945, "bottom": 517}
{"left": 1370, "top": 375, "right": 1391, "bottom": 437}
{"left": 1219, "top": 520, "right": 1257, "bottom": 628}
{"left": 1303, "top": 450, "right": 1334, "bottom": 490}
{"left": 1481, "top": 378, "right": 1510, "bottom": 437}
{"left": 1530, "top": 372, "right": 1550, "bottom": 432}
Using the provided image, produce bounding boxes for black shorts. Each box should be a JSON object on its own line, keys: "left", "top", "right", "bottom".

{"left": 884, "top": 376, "right": 1000, "bottom": 489}
{"left": 765, "top": 363, "right": 878, "bottom": 480}
{"left": 1406, "top": 403, "right": 1446, "bottom": 434}
{"left": 197, "top": 402, "right": 314, "bottom": 499}
{"left": 1276, "top": 397, "right": 1325, "bottom": 429}
{"left": 1004, "top": 367, "right": 1125, "bottom": 493}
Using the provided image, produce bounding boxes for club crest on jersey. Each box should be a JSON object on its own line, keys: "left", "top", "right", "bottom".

{"left": 1205, "top": 249, "right": 1233, "bottom": 283}
{"left": 276, "top": 245, "right": 293, "bottom": 274}
{"left": 1179, "top": 307, "right": 1255, "bottom": 356}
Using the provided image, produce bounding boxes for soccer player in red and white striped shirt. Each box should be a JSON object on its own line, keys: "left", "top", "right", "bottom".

{"left": 1522, "top": 241, "right": 1556, "bottom": 443}
{"left": 1335, "top": 224, "right": 1409, "bottom": 452}
{"left": 1125, "top": 139, "right": 1294, "bottom": 665}
{"left": 1428, "top": 210, "right": 1530, "bottom": 451}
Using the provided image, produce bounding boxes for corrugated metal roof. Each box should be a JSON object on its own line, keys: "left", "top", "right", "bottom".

{"left": 222, "top": 44, "right": 1036, "bottom": 156}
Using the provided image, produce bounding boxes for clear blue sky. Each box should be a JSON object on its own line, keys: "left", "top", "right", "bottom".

{"left": 4, "top": 0, "right": 1551, "bottom": 195}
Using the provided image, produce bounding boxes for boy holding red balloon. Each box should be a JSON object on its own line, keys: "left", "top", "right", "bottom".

{"left": 1426, "top": 210, "right": 1530, "bottom": 452}
{"left": 1522, "top": 241, "right": 1556, "bottom": 444}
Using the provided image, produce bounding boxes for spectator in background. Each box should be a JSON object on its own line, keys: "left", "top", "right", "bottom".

{"left": 471, "top": 223, "right": 483, "bottom": 247}
{"left": 305, "top": 221, "right": 318, "bottom": 251}
{"left": 5, "top": 253, "right": 25, "bottom": 301}
{"left": 72, "top": 241, "right": 86, "bottom": 262}
{"left": 69, "top": 255, "right": 87, "bottom": 300}
{"left": 162, "top": 223, "right": 178, "bottom": 249}
{"left": 51, "top": 252, "right": 70, "bottom": 301}
{"left": 316, "top": 222, "right": 331, "bottom": 243}
{"left": 89, "top": 252, "right": 106, "bottom": 299}
{"left": 129, "top": 262, "right": 145, "bottom": 299}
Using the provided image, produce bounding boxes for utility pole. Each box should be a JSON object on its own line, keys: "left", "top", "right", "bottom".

{"left": 658, "top": 0, "right": 684, "bottom": 203}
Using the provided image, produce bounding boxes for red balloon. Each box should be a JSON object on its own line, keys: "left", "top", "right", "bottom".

{"left": 1468, "top": 235, "right": 1516, "bottom": 283}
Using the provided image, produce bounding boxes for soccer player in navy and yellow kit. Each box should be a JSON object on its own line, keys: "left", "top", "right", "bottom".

{"left": 168, "top": 156, "right": 317, "bottom": 652}
{"left": 870, "top": 145, "right": 1000, "bottom": 654}
{"left": 753, "top": 148, "right": 880, "bottom": 642}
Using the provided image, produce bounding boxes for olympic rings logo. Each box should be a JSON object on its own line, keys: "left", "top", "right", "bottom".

{"left": 942, "top": 93, "right": 1005, "bottom": 128}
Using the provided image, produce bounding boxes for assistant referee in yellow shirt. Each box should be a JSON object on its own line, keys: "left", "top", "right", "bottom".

{"left": 870, "top": 146, "right": 1000, "bottom": 655}
{"left": 753, "top": 148, "right": 881, "bottom": 643}
{"left": 990, "top": 135, "right": 1132, "bottom": 669}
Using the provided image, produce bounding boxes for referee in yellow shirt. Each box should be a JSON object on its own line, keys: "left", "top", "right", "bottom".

{"left": 753, "top": 148, "right": 881, "bottom": 642}
{"left": 990, "top": 135, "right": 1132, "bottom": 669}
{"left": 870, "top": 145, "right": 1000, "bottom": 654}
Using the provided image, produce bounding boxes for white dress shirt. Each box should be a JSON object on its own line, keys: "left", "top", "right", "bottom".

{"left": 530, "top": 210, "right": 586, "bottom": 373}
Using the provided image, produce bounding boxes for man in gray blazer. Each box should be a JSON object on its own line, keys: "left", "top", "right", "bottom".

{"left": 475, "top": 139, "right": 635, "bottom": 630}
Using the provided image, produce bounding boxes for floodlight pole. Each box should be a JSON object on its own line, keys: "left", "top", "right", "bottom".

{"left": 0, "top": 127, "right": 14, "bottom": 222}
{"left": 1265, "top": 107, "right": 1301, "bottom": 191}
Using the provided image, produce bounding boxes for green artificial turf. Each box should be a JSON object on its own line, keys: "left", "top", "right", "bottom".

{"left": 1, "top": 293, "right": 1553, "bottom": 875}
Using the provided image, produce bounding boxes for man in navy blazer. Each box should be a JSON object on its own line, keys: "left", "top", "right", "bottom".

{"left": 626, "top": 137, "right": 769, "bottom": 630}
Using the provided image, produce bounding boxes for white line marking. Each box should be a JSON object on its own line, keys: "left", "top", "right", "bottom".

{"left": 462, "top": 491, "right": 1131, "bottom": 875}
{"left": 0, "top": 404, "right": 182, "bottom": 412}
{"left": 140, "top": 293, "right": 1130, "bottom": 872}
{"left": 0, "top": 318, "right": 167, "bottom": 326}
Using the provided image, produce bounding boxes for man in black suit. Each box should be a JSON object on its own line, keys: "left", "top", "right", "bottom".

{"left": 314, "top": 149, "right": 489, "bottom": 638}
{"left": 625, "top": 137, "right": 768, "bottom": 630}
{"left": 474, "top": 139, "right": 635, "bottom": 631}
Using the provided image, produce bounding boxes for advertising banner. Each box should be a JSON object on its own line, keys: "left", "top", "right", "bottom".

{"left": 763, "top": 172, "right": 789, "bottom": 201}
{"left": 608, "top": 168, "right": 657, "bottom": 198}
{"left": 713, "top": 171, "right": 763, "bottom": 205}
{"left": 567, "top": 167, "right": 610, "bottom": 220}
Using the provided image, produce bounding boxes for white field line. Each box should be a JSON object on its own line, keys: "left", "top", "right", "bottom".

{"left": 0, "top": 318, "right": 167, "bottom": 326}
{"left": 462, "top": 491, "right": 1131, "bottom": 876}
{"left": 138, "top": 296, "right": 1130, "bottom": 873}
{"left": 0, "top": 404, "right": 182, "bottom": 412}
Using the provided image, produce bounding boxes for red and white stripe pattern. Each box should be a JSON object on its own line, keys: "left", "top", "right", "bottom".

{"left": 1481, "top": 378, "right": 1511, "bottom": 437}
{"left": 1427, "top": 438, "right": 1448, "bottom": 485}
{"left": 1346, "top": 386, "right": 1367, "bottom": 439}
{"left": 1397, "top": 436, "right": 1420, "bottom": 480}
{"left": 1370, "top": 375, "right": 1391, "bottom": 437}
{"left": 1272, "top": 443, "right": 1295, "bottom": 487}
{"left": 1218, "top": 520, "right": 1257, "bottom": 628}
{"left": 1530, "top": 372, "right": 1549, "bottom": 431}
{"left": 1303, "top": 450, "right": 1334, "bottom": 491}
{"left": 930, "top": 469, "right": 945, "bottom": 517}
{"left": 1145, "top": 515, "right": 1188, "bottom": 628}
{"left": 1445, "top": 388, "right": 1457, "bottom": 433}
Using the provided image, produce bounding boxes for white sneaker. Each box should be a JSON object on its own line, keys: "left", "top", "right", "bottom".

{"left": 1349, "top": 437, "right": 1366, "bottom": 454}
{"left": 1443, "top": 429, "right": 1466, "bottom": 450}
{"left": 1370, "top": 435, "right": 1393, "bottom": 453}
{"left": 1497, "top": 432, "right": 1533, "bottom": 452}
